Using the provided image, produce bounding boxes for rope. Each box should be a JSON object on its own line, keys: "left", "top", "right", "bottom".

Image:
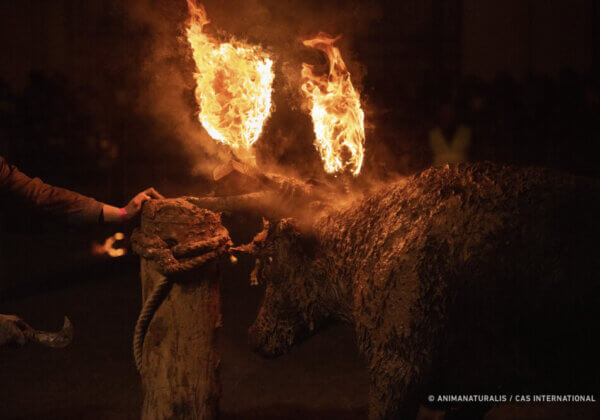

{"left": 133, "top": 276, "right": 172, "bottom": 371}
{"left": 130, "top": 228, "right": 231, "bottom": 372}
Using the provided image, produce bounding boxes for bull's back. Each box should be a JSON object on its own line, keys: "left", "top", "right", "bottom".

{"left": 338, "top": 163, "right": 600, "bottom": 391}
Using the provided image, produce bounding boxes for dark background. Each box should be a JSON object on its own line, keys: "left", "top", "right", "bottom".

{"left": 0, "top": 0, "right": 598, "bottom": 418}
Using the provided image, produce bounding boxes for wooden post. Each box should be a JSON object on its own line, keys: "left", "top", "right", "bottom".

{"left": 137, "top": 199, "right": 222, "bottom": 420}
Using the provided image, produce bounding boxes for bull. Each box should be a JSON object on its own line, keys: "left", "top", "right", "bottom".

{"left": 241, "top": 163, "right": 600, "bottom": 419}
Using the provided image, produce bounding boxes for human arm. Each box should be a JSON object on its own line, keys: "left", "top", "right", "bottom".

{"left": 102, "top": 188, "right": 164, "bottom": 223}
{"left": 0, "top": 156, "right": 164, "bottom": 224}
{"left": 0, "top": 156, "right": 104, "bottom": 224}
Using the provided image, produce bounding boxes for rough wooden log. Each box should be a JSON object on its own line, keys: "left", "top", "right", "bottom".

{"left": 136, "top": 199, "right": 228, "bottom": 420}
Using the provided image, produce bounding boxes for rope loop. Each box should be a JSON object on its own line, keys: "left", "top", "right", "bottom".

{"left": 130, "top": 227, "right": 232, "bottom": 371}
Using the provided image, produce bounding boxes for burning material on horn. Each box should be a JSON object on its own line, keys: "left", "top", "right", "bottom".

{"left": 301, "top": 33, "right": 366, "bottom": 176}
{"left": 185, "top": 0, "right": 274, "bottom": 162}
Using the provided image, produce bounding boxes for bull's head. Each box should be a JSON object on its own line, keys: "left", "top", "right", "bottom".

{"left": 233, "top": 218, "right": 323, "bottom": 357}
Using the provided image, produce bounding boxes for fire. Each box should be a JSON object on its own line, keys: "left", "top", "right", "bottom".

{"left": 92, "top": 232, "right": 126, "bottom": 258}
{"left": 301, "top": 34, "right": 365, "bottom": 176}
{"left": 185, "top": 1, "right": 274, "bottom": 158}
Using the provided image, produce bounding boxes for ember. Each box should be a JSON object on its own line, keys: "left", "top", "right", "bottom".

{"left": 91, "top": 232, "right": 126, "bottom": 258}
{"left": 301, "top": 33, "right": 365, "bottom": 176}
{"left": 185, "top": 0, "right": 274, "bottom": 161}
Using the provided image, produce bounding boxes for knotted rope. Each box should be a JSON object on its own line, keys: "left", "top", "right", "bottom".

{"left": 130, "top": 229, "right": 232, "bottom": 371}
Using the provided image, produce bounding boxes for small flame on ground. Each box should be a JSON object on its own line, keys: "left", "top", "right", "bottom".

{"left": 301, "top": 33, "right": 365, "bottom": 176}
{"left": 92, "top": 232, "right": 126, "bottom": 258}
{"left": 186, "top": 1, "right": 275, "bottom": 159}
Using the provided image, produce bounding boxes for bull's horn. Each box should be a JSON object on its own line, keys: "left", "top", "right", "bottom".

{"left": 250, "top": 258, "right": 261, "bottom": 286}
{"left": 229, "top": 219, "right": 270, "bottom": 256}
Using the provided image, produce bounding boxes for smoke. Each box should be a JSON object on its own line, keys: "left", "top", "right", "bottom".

{"left": 126, "top": 0, "right": 224, "bottom": 178}
{"left": 127, "top": 0, "right": 379, "bottom": 180}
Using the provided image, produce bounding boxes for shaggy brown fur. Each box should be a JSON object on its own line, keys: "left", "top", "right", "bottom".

{"left": 248, "top": 163, "right": 600, "bottom": 419}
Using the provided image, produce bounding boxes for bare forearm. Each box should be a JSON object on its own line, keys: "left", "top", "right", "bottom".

{"left": 102, "top": 204, "right": 125, "bottom": 223}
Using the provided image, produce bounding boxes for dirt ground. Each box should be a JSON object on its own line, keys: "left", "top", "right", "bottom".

{"left": 0, "top": 256, "right": 369, "bottom": 419}
{"left": 0, "top": 256, "right": 598, "bottom": 419}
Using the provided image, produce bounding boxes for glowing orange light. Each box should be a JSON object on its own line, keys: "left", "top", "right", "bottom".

{"left": 301, "top": 33, "right": 365, "bottom": 176}
{"left": 186, "top": 1, "right": 274, "bottom": 159}
{"left": 92, "top": 232, "right": 126, "bottom": 258}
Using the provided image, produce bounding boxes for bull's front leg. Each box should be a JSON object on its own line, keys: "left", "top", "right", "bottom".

{"left": 357, "top": 316, "right": 434, "bottom": 419}
{"left": 367, "top": 350, "right": 429, "bottom": 420}
{"left": 357, "top": 284, "right": 438, "bottom": 419}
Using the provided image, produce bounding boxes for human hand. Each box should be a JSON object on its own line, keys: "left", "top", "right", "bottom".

{"left": 123, "top": 188, "right": 164, "bottom": 221}
{"left": 0, "top": 314, "right": 34, "bottom": 347}
{"left": 102, "top": 188, "right": 165, "bottom": 223}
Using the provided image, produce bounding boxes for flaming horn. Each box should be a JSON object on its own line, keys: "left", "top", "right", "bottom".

{"left": 229, "top": 218, "right": 270, "bottom": 286}
{"left": 301, "top": 33, "right": 366, "bottom": 176}
{"left": 186, "top": 0, "right": 274, "bottom": 163}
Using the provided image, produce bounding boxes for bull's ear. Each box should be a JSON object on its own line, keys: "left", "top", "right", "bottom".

{"left": 253, "top": 218, "right": 270, "bottom": 245}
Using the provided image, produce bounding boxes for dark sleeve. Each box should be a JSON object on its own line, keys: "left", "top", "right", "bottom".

{"left": 0, "top": 156, "right": 104, "bottom": 225}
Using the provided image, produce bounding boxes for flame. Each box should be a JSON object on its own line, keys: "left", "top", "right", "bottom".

{"left": 301, "top": 34, "right": 365, "bottom": 176}
{"left": 186, "top": 1, "right": 274, "bottom": 158}
{"left": 92, "top": 232, "right": 126, "bottom": 258}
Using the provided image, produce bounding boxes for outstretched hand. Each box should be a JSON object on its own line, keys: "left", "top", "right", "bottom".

{"left": 123, "top": 188, "right": 164, "bottom": 221}
{"left": 102, "top": 187, "right": 165, "bottom": 223}
{"left": 0, "top": 314, "right": 34, "bottom": 347}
